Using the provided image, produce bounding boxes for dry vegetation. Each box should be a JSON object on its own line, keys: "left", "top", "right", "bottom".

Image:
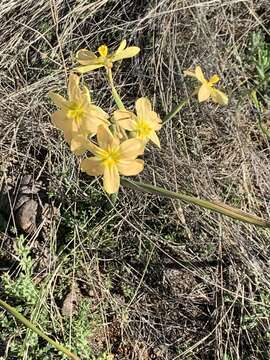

{"left": 1, "top": 0, "right": 270, "bottom": 359}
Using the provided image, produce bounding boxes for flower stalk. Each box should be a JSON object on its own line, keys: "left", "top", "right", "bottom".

{"left": 107, "top": 68, "right": 125, "bottom": 110}
{"left": 0, "top": 299, "right": 80, "bottom": 360}
{"left": 121, "top": 179, "right": 270, "bottom": 227}
{"left": 163, "top": 91, "right": 196, "bottom": 124}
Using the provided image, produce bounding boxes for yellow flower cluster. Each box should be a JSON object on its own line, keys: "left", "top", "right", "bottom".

{"left": 49, "top": 40, "right": 228, "bottom": 194}
{"left": 49, "top": 41, "right": 161, "bottom": 194}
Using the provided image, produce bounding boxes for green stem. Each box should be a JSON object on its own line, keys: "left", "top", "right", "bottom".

{"left": 258, "top": 119, "right": 270, "bottom": 140}
{"left": 163, "top": 91, "right": 196, "bottom": 124}
{"left": 0, "top": 299, "right": 80, "bottom": 360}
{"left": 107, "top": 68, "right": 125, "bottom": 110}
{"left": 121, "top": 179, "right": 270, "bottom": 227}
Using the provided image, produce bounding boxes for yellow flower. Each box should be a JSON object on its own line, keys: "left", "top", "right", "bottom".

{"left": 74, "top": 40, "right": 140, "bottom": 74}
{"left": 81, "top": 125, "right": 145, "bottom": 194}
{"left": 184, "top": 65, "right": 228, "bottom": 105}
{"left": 113, "top": 98, "right": 162, "bottom": 147}
{"left": 49, "top": 73, "right": 109, "bottom": 154}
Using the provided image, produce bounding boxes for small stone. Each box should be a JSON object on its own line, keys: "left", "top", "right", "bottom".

{"left": 16, "top": 199, "right": 38, "bottom": 233}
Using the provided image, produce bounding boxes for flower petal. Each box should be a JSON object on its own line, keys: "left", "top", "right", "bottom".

{"left": 67, "top": 73, "right": 80, "bottom": 102}
{"left": 148, "top": 110, "right": 162, "bottom": 127}
{"left": 81, "top": 157, "right": 103, "bottom": 176}
{"left": 118, "top": 159, "right": 144, "bottom": 176}
{"left": 96, "top": 125, "right": 119, "bottom": 149}
{"left": 49, "top": 92, "right": 69, "bottom": 110}
{"left": 209, "top": 74, "right": 220, "bottom": 84}
{"left": 183, "top": 69, "right": 196, "bottom": 77}
{"left": 76, "top": 49, "right": 97, "bottom": 65}
{"left": 103, "top": 165, "right": 120, "bottom": 194}
{"left": 114, "top": 110, "right": 136, "bottom": 131}
{"left": 195, "top": 66, "right": 206, "bottom": 83}
{"left": 80, "top": 113, "right": 108, "bottom": 135}
{"left": 81, "top": 85, "right": 91, "bottom": 104}
{"left": 198, "top": 84, "right": 211, "bottom": 102}
{"left": 74, "top": 64, "right": 104, "bottom": 74}
{"left": 148, "top": 131, "right": 161, "bottom": 147}
{"left": 112, "top": 46, "right": 140, "bottom": 62}
{"left": 70, "top": 134, "right": 89, "bottom": 155}
{"left": 135, "top": 97, "right": 152, "bottom": 119}
{"left": 210, "top": 88, "right": 228, "bottom": 105}
{"left": 51, "top": 111, "right": 72, "bottom": 143}
{"left": 86, "top": 140, "right": 104, "bottom": 157}
{"left": 89, "top": 104, "right": 109, "bottom": 120}
{"left": 119, "top": 138, "right": 145, "bottom": 159}
{"left": 114, "top": 39, "right": 127, "bottom": 55}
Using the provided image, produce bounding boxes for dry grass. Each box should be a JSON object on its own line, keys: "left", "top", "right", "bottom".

{"left": 1, "top": 0, "right": 270, "bottom": 359}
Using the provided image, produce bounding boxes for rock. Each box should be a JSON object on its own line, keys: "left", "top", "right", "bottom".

{"left": 15, "top": 199, "right": 38, "bottom": 233}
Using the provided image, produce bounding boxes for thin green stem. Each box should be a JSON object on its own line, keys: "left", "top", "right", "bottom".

{"left": 163, "top": 91, "right": 196, "bottom": 124}
{"left": 121, "top": 179, "right": 270, "bottom": 227}
{"left": 0, "top": 299, "right": 80, "bottom": 360}
{"left": 107, "top": 68, "right": 125, "bottom": 110}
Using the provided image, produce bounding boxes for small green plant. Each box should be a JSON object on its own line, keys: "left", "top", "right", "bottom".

{"left": 0, "top": 236, "right": 80, "bottom": 359}
{"left": 247, "top": 31, "right": 270, "bottom": 139}
{"left": 2, "top": 235, "right": 39, "bottom": 306}
{"left": 63, "top": 298, "right": 100, "bottom": 359}
{"left": 242, "top": 291, "right": 270, "bottom": 334}
{"left": 248, "top": 31, "right": 270, "bottom": 109}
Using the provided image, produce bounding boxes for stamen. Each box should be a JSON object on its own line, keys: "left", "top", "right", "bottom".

{"left": 98, "top": 45, "right": 108, "bottom": 57}
{"left": 135, "top": 119, "right": 152, "bottom": 139}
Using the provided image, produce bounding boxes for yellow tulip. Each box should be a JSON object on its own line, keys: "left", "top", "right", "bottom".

{"left": 184, "top": 66, "right": 228, "bottom": 105}
{"left": 49, "top": 73, "right": 109, "bottom": 154}
{"left": 113, "top": 97, "right": 162, "bottom": 147}
{"left": 74, "top": 40, "right": 140, "bottom": 74}
{"left": 81, "top": 125, "right": 145, "bottom": 194}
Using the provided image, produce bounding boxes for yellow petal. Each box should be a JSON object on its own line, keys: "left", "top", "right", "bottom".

{"left": 49, "top": 92, "right": 68, "bottom": 110}
{"left": 209, "top": 74, "right": 220, "bottom": 85}
{"left": 71, "top": 119, "right": 79, "bottom": 133}
{"left": 198, "top": 84, "right": 211, "bottom": 102}
{"left": 80, "top": 113, "right": 108, "bottom": 135}
{"left": 115, "top": 39, "right": 127, "bottom": 55}
{"left": 183, "top": 69, "right": 196, "bottom": 77}
{"left": 97, "top": 125, "right": 119, "bottom": 149}
{"left": 118, "top": 118, "right": 136, "bottom": 131}
{"left": 74, "top": 64, "right": 104, "bottom": 74}
{"left": 149, "top": 131, "right": 161, "bottom": 147}
{"left": 148, "top": 111, "right": 162, "bottom": 127}
{"left": 76, "top": 49, "right": 97, "bottom": 65}
{"left": 114, "top": 110, "right": 136, "bottom": 131}
{"left": 103, "top": 165, "right": 120, "bottom": 194}
{"left": 210, "top": 88, "right": 228, "bottom": 105}
{"left": 86, "top": 140, "right": 104, "bottom": 157}
{"left": 195, "top": 66, "right": 206, "bottom": 83}
{"left": 135, "top": 97, "right": 152, "bottom": 119}
{"left": 51, "top": 111, "right": 72, "bottom": 143}
{"left": 98, "top": 45, "right": 108, "bottom": 57}
{"left": 119, "top": 138, "right": 145, "bottom": 159}
{"left": 81, "top": 157, "right": 103, "bottom": 176}
{"left": 118, "top": 159, "right": 144, "bottom": 176}
{"left": 81, "top": 85, "right": 91, "bottom": 104}
{"left": 112, "top": 46, "right": 140, "bottom": 62}
{"left": 70, "top": 134, "right": 89, "bottom": 155}
{"left": 67, "top": 73, "right": 80, "bottom": 102}
{"left": 89, "top": 104, "right": 109, "bottom": 120}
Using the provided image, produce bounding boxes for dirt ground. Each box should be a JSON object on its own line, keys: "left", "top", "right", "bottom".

{"left": 1, "top": 0, "right": 270, "bottom": 359}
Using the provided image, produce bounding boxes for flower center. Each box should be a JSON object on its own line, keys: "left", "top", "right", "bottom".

{"left": 99, "top": 146, "right": 120, "bottom": 168}
{"left": 67, "top": 102, "right": 85, "bottom": 123}
{"left": 135, "top": 119, "right": 152, "bottom": 139}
